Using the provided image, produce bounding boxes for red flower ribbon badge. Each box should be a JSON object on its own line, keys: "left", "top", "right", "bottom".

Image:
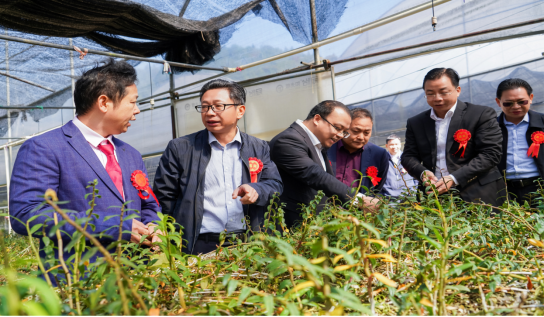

{"left": 527, "top": 131, "right": 544, "bottom": 158}
{"left": 248, "top": 157, "right": 263, "bottom": 183}
{"left": 453, "top": 129, "right": 471, "bottom": 158}
{"left": 131, "top": 170, "right": 160, "bottom": 206}
{"left": 366, "top": 166, "right": 381, "bottom": 186}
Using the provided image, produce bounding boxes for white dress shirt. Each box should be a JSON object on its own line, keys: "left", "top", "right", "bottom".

{"left": 428, "top": 103, "right": 459, "bottom": 185}
{"left": 72, "top": 116, "right": 125, "bottom": 197}
{"left": 296, "top": 119, "right": 326, "bottom": 171}
{"left": 200, "top": 129, "right": 245, "bottom": 234}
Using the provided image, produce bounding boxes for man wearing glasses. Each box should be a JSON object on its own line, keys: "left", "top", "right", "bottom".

{"left": 496, "top": 78, "right": 544, "bottom": 206}
{"left": 327, "top": 108, "right": 389, "bottom": 195}
{"left": 153, "top": 79, "right": 283, "bottom": 255}
{"left": 401, "top": 68, "right": 504, "bottom": 206}
{"left": 270, "top": 101, "right": 379, "bottom": 229}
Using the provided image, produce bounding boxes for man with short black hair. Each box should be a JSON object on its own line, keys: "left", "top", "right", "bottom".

{"left": 10, "top": 59, "right": 161, "bottom": 283}
{"left": 154, "top": 79, "right": 283, "bottom": 255}
{"left": 381, "top": 134, "right": 418, "bottom": 198}
{"left": 496, "top": 78, "right": 544, "bottom": 206}
{"left": 328, "top": 108, "right": 389, "bottom": 194}
{"left": 401, "top": 67, "right": 504, "bottom": 205}
{"left": 270, "top": 101, "right": 378, "bottom": 228}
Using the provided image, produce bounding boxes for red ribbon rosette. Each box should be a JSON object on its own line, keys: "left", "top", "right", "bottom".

{"left": 527, "top": 131, "right": 544, "bottom": 158}
{"left": 248, "top": 157, "right": 263, "bottom": 183}
{"left": 453, "top": 129, "right": 471, "bottom": 158}
{"left": 366, "top": 166, "right": 381, "bottom": 186}
{"left": 131, "top": 170, "right": 160, "bottom": 206}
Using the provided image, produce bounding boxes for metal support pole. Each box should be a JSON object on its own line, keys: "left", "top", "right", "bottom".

{"left": 5, "top": 30, "right": 12, "bottom": 176}
{"left": 3, "top": 148, "right": 9, "bottom": 234}
{"left": 309, "top": 0, "right": 320, "bottom": 65}
{"left": 69, "top": 38, "right": 76, "bottom": 117}
{"left": 2, "top": 32, "right": 10, "bottom": 231}
{"left": 331, "top": 66, "right": 337, "bottom": 101}
{"left": 169, "top": 72, "right": 178, "bottom": 140}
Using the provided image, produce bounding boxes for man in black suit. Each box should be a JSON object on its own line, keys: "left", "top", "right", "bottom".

{"left": 401, "top": 68, "right": 504, "bottom": 206}
{"left": 496, "top": 78, "right": 544, "bottom": 206}
{"left": 270, "top": 100, "right": 378, "bottom": 228}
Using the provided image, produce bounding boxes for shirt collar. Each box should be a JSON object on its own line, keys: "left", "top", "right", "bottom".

{"left": 208, "top": 127, "right": 242, "bottom": 146}
{"left": 296, "top": 119, "right": 322, "bottom": 149}
{"left": 72, "top": 116, "right": 114, "bottom": 148}
{"left": 430, "top": 101, "right": 457, "bottom": 121}
{"left": 503, "top": 112, "right": 529, "bottom": 126}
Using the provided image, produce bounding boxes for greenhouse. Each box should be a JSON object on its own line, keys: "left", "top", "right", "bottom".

{"left": 2, "top": 0, "right": 544, "bottom": 315}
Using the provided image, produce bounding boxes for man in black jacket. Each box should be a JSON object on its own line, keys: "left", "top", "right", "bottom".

{"left": 496, "top": 78, "right": 544, "bottom": 206}
{"left": 401, "top": 68, "right": 504, "bottom": 206}
{"left": 270, "top": 100, "right": 378, "bottom": 228}
{"left": 153, "top": 80, "right": 283, "bottom": 254}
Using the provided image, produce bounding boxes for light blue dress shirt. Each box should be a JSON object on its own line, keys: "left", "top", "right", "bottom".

{"left": 504, "top": 113, "right": 540, "bottom": 180}
{"left": 200, "top": 129, "right": 245, "bottom": 234}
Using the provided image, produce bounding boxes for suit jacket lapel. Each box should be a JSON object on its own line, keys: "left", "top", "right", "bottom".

{"left": 113, "top": 137, "right": 132, "bottom": 203}
{"left": 290, "top": 123, "right": 322, "bottom": 166}
{"left": 527, "top": 110, "right": 544, "bottom": 164}
{"left": 322, "top": 149, "right": 333, "bottom": 175}
{"left": 63, "top": 122, "right": 124, "bottom": 202}
{"left": 446, "top": 100, "right": 468, "bottom": 152}
{"left": 328, "top": 142, "right": 338, "bottom": 174}
{"left": 423, "top": 111, "right": 437, "bottom": 169}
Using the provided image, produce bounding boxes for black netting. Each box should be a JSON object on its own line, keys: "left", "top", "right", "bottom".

{"left": 0, "top": 0, "right": 265, "bottom": 71}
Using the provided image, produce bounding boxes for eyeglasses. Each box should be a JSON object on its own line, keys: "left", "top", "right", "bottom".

{"left": 320, "top": 115, "right": 350, "bottom": 138}
{"left": 425, "top": 92, "right": 453, "bottom": 99}
{"left": 195, "top": 104, "right": 240, "bottom": 113}
{"left": 501, "top": 100, "right": 530, "bottom": 107}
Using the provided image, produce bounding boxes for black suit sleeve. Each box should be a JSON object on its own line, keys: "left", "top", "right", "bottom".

{"left": 272, "top": 134, "right": 353, "bottom": 203}
{"left": 401, "top": 118, "right": 427, "bottom": 181}
{"left": 451, "top": 107, "right": 502, "bottom": 186}
{"left": 153, "top": 140, "right": 182, "bottom": 216}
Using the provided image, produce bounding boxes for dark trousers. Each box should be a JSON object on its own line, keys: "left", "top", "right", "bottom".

{"left": 191, "top": 231, "right": 245, "bottom": 255}
{"left": 507, "top": 178, "right": 541, "bottom": 207}
{"left": 192, "top": 239, "right": 219, "bottom": 255}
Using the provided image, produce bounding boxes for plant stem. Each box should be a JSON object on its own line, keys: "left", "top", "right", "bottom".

{"left": 53, "top": 213, "right": 74, "bottom": 310}
{"left": 45, "top": 196, "right": 149, "bottom": 313}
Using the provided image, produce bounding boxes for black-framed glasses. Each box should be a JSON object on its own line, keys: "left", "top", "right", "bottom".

{"left": 195, "top": 104, "right": 240, "bottom": 113}
{"left": 320, "top": 115, "right": 350, "bottom": 138}
{"left": 502, "top": 100, "right": 530, "bottom": 107}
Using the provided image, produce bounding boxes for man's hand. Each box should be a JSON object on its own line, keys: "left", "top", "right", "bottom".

{"left": 147, "top": 224, "right": 163, "bottom": 252}
{"left": 421, "top": 170, "right": 438, "bottom": 187}
{"left": 232, "top": 184, "right": 259, "bottom": 205}
{"left": 432, "top": 175, "right": 455, "bottom": 195}
{"left": 358, "top": 196, "right": 381, "bottom": 213}
{"left": 131, "top": 219, "right": 151, "bottom": 246}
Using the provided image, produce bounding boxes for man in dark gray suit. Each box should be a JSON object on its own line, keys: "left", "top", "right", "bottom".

{"left": 270, "top": 101, "right": 378, "bottom": 228}
{"left": 401, "top": 68, "right": 504, "bottom": 206}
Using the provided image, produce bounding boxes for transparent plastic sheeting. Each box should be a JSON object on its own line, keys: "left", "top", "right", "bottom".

{"left": 335, "top": 33, "right": 544, "bottom": 106}
{"left": 174, "top": 72, "right": 333, "bottom": 141}
{"left": 338, "top": 0, "right": 544, "bottom": 73}
{"left": 116, "top": 106, "right": 173, "bottom": 157}
{"left": 351, "top": 57, "right": 544, "bottom": 147}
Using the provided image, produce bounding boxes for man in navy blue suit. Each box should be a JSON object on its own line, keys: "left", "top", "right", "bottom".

{"left": 9, "top": 59, "right": 161, "bottom": 276}
{"left": 328, "top": 108, "right": 389, "bottom": 196}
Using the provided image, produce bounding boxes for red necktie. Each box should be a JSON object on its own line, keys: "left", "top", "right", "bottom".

{"left": 97, "top": 140, "right": 124, "bottom": 199}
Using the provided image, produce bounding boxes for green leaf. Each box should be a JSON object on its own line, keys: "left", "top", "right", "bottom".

{"left": 432, "top": 227, "right": 445, "bottom": 244}
{"left": 237, "top": 287, "right": 252, "bottom": 305}
{"left": 264, "top": 295, "right": 274, "bottom": 316}
{"left": 446, "top": 285, "right": 470, "bottom": 292}
{"left": 417, "top": 233, "right": 442, "bottom": 250}
{"left": 227, "top": 279, "right": 238, "bottom": 296}
{"left": 286, "top": 302, "right": 300, "bottom": 316}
